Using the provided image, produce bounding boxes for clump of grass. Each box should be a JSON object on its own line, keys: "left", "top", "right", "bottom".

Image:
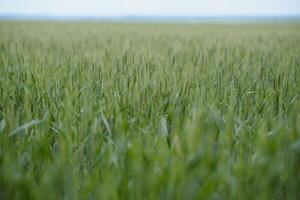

{"left": 0, "top": 22, "right": 300, "bottom": 199}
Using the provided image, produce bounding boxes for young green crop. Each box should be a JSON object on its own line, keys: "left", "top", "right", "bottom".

{"left": 0, "top": 21, "right": 300, "bottom": 199}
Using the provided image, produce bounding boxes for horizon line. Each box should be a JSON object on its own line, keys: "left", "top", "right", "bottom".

{"left": 1, "top": 14, "right": 300, "bottom": 22}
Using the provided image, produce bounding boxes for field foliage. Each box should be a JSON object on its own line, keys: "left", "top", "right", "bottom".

{"left": 0, "top": 22, "right": 300, "bottom": 199}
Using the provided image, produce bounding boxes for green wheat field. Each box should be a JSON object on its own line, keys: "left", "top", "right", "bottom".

{"left": 0, "top": 22, "right": 300, "bottom": 199}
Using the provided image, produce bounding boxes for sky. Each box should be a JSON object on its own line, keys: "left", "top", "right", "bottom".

{"left": 0, "top": 0, "right": 299, "bottom": 17}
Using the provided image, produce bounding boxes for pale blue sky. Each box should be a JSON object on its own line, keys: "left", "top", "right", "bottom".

{"left": 0, "top": 0, "right": 299, "bottom": 16}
